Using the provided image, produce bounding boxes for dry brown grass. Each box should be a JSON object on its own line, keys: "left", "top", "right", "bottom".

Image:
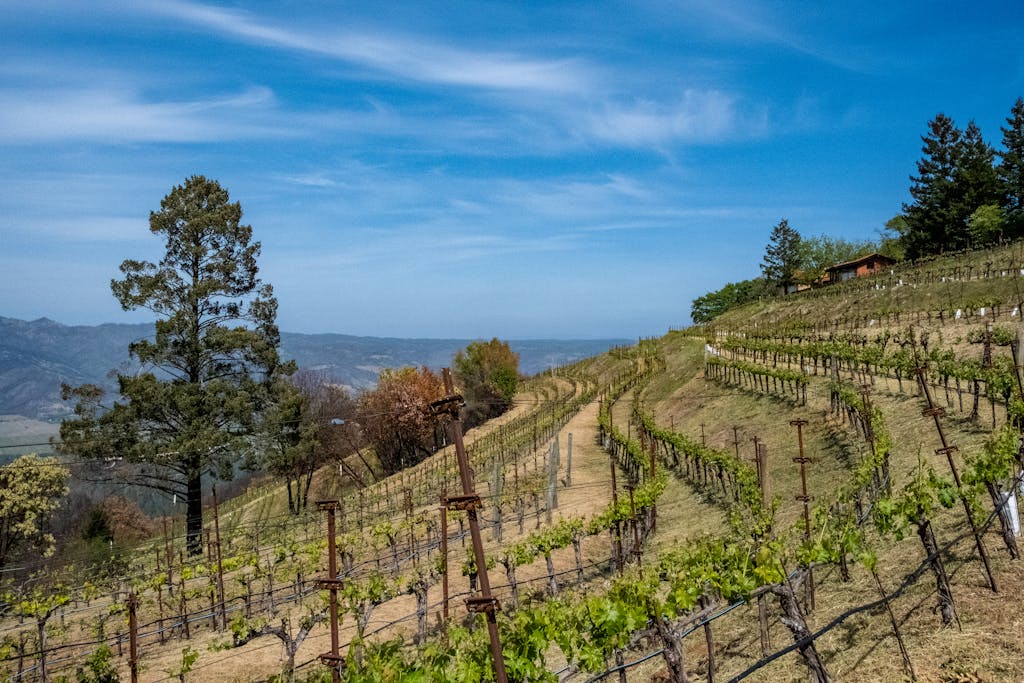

{"left": 15, "top": 330, "right": 1024, "bottom": 683}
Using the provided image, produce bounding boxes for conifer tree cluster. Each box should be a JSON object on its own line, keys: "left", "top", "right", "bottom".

{"left": 691, "top": 96, "right": 1024, "bottom": 324}
{"left": 900, "top": 98, "right": 1024, "bottom": 258}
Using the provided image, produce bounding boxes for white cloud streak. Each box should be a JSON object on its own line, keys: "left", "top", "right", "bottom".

{"left": 0, "top": 85, "right": 279, "bottom": 143}
{"left": 143, "top": 0, "right": 592, "bottom": 94}
{"left": 581, "top": 90, "right": 744, "bottom": 146}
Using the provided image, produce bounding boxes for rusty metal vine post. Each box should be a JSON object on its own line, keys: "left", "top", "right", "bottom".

{"left": 433, "top": 368, "right": 508, "bottom": 683}
{"left": 915, "top": 366, "right": 998, "bottom": 592}
{"left": 316, "top": 500, "right": 343, "bottom": 683}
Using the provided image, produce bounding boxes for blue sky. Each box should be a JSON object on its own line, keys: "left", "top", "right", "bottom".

{"left": 1, "top": 1, "right": 1022, "bottom": 339}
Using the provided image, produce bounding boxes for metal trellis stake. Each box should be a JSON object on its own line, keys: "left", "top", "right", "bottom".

{"left": 915, "top": 365, "right": 998, "bottom": 592}
{"left": 433, "top": 368, "right": 509, "bottom": 683}
{"left": 316, "top": 500, "right": 343, "bottom": 683}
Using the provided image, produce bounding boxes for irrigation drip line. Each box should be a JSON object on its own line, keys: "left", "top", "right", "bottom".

{"left": 0, "top": 518, "right": 621, "bottom": 667}
{"left": 726, "top": 469, "right": 1022, "bottom": 682}
{"left": 7, "top": 469, "right": 595, "bottom": 599}
{"left": 14, "top": 362, "right": 969, "bottom": 681}
{"left": 563, "top": 415, "right": 1017, "bottom": 683}
{"left": 584, "top": 648, "right": 666, "bottom": 682}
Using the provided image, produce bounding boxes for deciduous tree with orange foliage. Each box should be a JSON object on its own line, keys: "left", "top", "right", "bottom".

{"left": 356, "top": 367, "right": 446, "bottom": 475}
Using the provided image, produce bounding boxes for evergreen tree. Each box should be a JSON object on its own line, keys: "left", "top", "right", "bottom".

{"left": 954, "top": 120, "right": 1003, "bottom": 243}
{"left": 60, "top": 176, "right": 291, "bottom": 554}
{"left": 250, "top": 376, "right": 319, "bottom": 515}
{"left": 761, "top": 219, "right": 802, "bottom": 290}
{"left": 998, "top": 97, "right": 1024, "bottom": 236}
{"left": 903, "top": 113, "right": 963, "bottom": 258}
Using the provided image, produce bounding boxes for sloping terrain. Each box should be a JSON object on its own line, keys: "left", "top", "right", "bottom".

{"left": 5, "top": 244, "right": 1024, "bottom": 682}
{"left": 0, "top": 315, "right": 627, "bottom": 421}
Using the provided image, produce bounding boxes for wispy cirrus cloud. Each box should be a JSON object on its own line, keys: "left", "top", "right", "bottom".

{"left": 579, "top": 89, "right": 751, "bottom": 147}
{"left": 670, "top": 0, "right": 874, "bottom": 73}
{"left": 0, "top": 84, "right": 279, "bottom": 143}
{"left": 0, "top": 4, "right": 765, "bottom": 152}
{"left": 140, "top": 0, "right": 593, "bottom": 94}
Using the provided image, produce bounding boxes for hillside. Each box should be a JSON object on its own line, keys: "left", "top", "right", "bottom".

{"left": 5, "top": 244, "right": 1024, "bottom": 682}
{"left": 0, "top": 315, "right": 628, "bottom": 422}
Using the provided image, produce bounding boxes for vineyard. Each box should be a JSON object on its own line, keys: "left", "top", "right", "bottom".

{"left": 8, "top": 246, "right": 1024, "bottom": 681}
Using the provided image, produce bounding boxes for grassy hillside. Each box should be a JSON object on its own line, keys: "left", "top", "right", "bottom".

{"left": 4, "top": 245, "right": 1024, "bottom": 682}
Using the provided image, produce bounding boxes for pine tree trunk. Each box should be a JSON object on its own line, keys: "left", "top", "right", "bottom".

{"left": 186, "top": 466, "right": 203, "bottom": 556}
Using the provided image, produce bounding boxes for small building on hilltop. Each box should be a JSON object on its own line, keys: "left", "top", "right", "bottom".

{"left": 825, "top": 253, "right": 896, "bottom": 283}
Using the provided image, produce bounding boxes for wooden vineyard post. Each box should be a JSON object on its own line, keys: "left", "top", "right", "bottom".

{"left": 212, "top": 485, "right": 227, "bottom": 630}
{"left": 128, "top": 592, "right": 139, "bottom": 683}
{"left": 566, "top": 432, "right": 573, "bottom": 486}
{"left": 178, "top": 551, "right": 190, "bottom": 640}
{"left": 433, "top": 368, "right": 508, "bottom": 683}
{"left": 492, "top": 459, "right": 504, "bottom": 543}
{"left": 162, "top": 517, "right": 174, "bottom": 588}
{"left": 546, "top": 439, "right": 559, "bottom": 524}
{"left": 440, "top": 496, "right": 449, "bottom": 625}
{"left": 791, "top": 419, "right": 815, "bottom": 613}
{"left": 650, "top": 423, "right": 661, "bottom": 522}
{"left": 404, "top": 488, "right": 416, "bottom": 567}
{"left": 205, "top": 529, "right": 217, "bottom": 629}
{"left": 627, "top": 485, "right": 641, "bottom": 566}
{"left": 316, "top": 500, "right": 343, "bottom": 683}
{"left": 754, "top": 438, "right": 771, "bottom": 656}
{"left": 610, "top": 452, "right": 623, "bottom": 574}
{"left": 915, "top": 366, "right": 998, "bottom": 592}
{"left": 701, "top": 595, "right": 716, "bottom": 683}
{"left": 1013, "top": 327, "right": 1024, "bottom": 400}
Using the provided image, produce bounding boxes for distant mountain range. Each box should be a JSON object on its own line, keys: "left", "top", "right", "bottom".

{"left": 0, "top": 316, "right": 630, "bottom": 422}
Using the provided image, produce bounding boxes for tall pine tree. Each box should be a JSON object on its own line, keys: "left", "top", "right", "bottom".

{"left": 903, "top": 113, "right": 963, "bottom": 258}
{"left": 954, "top": 120, "right": 1003, "bottom": 245}
{"left": 60, "top": 176, "right": 292, "bottom": 554}
{"left": 761, "top": 219, "right": 802, "bottom": 290}
{"left": 999, "top": 97, "right": 1024, "bottom": 237}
